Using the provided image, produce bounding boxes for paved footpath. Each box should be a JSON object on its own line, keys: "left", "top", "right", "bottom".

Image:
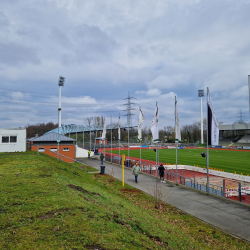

{"left": 78, "top": 158, "right": 250, "bottom": 242}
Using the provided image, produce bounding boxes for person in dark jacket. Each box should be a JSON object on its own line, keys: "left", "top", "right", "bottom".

{"left": 158, "top": 164, "right": 165, "bottom": 183}
{"left": 100, "top": 153, "right": 104, "bottom": 165}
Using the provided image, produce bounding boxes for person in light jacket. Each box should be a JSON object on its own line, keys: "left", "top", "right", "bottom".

{"left": 132, "top": 164, "right": 140, "bottom": 183}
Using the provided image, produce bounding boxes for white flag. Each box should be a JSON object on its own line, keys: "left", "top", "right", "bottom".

{"left": 118, "top": 114, "right": 121, "bottom": 141}
{"left": 207, "top": 88, "right": 219, "bottom": 146}
{"left": 138, "top": 108, "right": 145, "bottom": 141}
{"left": 150, "top": 103, "right": 159, "bottom": 142}
{"left": 101, "top": 120, "right": 106, "bottom": 140}
{"left": 175, "top": 96, "right": 181, "bottom": 142}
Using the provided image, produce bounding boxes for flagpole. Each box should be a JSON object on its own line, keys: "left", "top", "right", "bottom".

{"left": 119, "top": 113, "right": 120, "bottom": 165}
{"left": 140, "top": 139, "right": 141, "bottom": 167}
{"left": 156, "top": 142, "right": 158, "bottom": 176}
{"left": 176, "top": 141, "right": 178, "bottom": 183}
{"left": 156, "top": 102, "right": 158, "bottom": 174}
{"left": 104, "top": 140, "right": 105, "bottom": 158}
{"left": 175, "top": 96, "right": 178, "bottom": 183}
{"left": 119, "top": 139, "right": 120, "bottom": 165}
{"left": 139, "top": 107, "right": 141, "bottom": 168}
{"left": 150, "top": 102, "right": 158, "bottom": 174}
{"left": 206, "top": 87, "right": 209, "bottom": 193}
{"left": 111, "top": 115, "right": 112, "bottom": 164}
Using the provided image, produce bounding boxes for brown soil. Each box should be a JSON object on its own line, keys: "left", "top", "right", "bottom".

{"left": 120, "top": 188, "right": 141, "bottom": 193}
{"left": 67, "top": 184, "right": 100, "bottom": 196}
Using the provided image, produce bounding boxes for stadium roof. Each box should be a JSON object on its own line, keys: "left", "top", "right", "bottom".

{"left": 45, "top": 124, "right": 136, "bottom": 135}
{"left": 219, "top": 123, "right": 250, "bottom": 131}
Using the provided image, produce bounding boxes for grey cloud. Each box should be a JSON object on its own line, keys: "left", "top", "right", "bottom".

{"left": 1, "top": 0, "right": 250, "bottom": 128}
{"left": 0, "top": 116, "right": 11, "bottom": 121}
{"left": 50, "top": 27, "right": 72, "bottom": 48}
{"left": 0, "top": 11, "right": 9, "bottom": 27}
{"left": 73, "top": 24, "right": 118, "bottom": 62}
{"left": 0, "top": 43, "right": 40, "bottom": 66}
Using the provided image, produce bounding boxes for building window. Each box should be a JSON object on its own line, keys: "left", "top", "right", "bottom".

{"left": 2, "top": 136, "right": 9, "bottom": 143}
{"left": 10, "top": 136, "right": 17, "bottom": 143}
{"left": 50, "top": 148, "right": 57, "bottom": 152}
{"left": 63, "top": 148, "right": 69, "bottom": 151}
{"left": 1, "top": 135, "right": 17, "bottom": 143}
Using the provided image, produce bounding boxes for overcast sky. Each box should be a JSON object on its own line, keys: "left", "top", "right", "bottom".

{"left": 1, "top": 0, "right": 250, "bottom": 130}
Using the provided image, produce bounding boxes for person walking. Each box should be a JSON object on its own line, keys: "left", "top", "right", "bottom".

{"left": 132, "top": 164, "right": 140, "bottom": 183}
{"left": 158, "top": 164, "right": 165, "bottom": 183}
{"left": 100, "top": 153, "right": 104, "bottom": 165}
{"left": 88, "top": 150, "right": 91, "bottom": 158}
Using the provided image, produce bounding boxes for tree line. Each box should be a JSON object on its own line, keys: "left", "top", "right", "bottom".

{"left": 25, "top": 117, "right": 208, "bottom": 144}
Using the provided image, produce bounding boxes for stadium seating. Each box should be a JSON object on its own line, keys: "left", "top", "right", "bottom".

{"left": 238, "top": 134, "right": 250, "bottom": 143}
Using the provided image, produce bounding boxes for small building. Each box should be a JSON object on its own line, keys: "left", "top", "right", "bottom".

{"left": 95, "top": 137, "right": 107, "bottom": 144}
{"left": 0, "top": 128, "right": 26, "bottom": 152}
{"left": 28, "top": 132, "right": 76, "bottom": 162}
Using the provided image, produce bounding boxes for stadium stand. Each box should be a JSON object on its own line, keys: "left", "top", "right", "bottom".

{"left": 238, "top": 134, "right": 250, "bottom": 143}
{"left": 219, "top": 136, "right": 237, "bottom": 146}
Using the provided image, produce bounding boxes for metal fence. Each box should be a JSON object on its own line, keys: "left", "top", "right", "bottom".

{"left": 103, "top": 153, "right": 250, "bottom": 206}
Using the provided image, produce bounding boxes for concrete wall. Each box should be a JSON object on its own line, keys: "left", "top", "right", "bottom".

{"left": 76, "top": 146, "right": 94, "bottom": 158}
{"left": 0, "top": 129, "right": 26, "bottom": 152}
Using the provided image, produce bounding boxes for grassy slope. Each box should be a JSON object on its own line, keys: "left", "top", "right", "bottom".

{"left": 0, "top": 152, "right": 249, "bottom": 249}
{"left": 116, "top": 148, "right": 250, "bottom": 175}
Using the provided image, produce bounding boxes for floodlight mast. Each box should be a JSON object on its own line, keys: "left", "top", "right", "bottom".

{"left": 248, "top": 75, "right": 250, "bottom": 117}
{"left": 198, "top": 89, "right": 204, "bottom": 144}
{"left": 58, "top": 76, "right": 65, "bottom": 127}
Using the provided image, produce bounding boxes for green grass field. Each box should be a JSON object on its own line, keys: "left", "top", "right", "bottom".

{"left": 1, "top": 152, "right": 249, "bottom": 249}
{"left": 116, "top": 148, "right": 250, "bottom": 175}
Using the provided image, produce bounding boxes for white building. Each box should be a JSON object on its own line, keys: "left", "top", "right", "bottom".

{"left": 0, "top": 129, "right": 26, "bottom": 152}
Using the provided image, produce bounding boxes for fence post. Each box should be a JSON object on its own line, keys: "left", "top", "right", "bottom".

{"left": 223, "top": 179, "right": 225, "bottom": 197}
{"left": 37, "top": 146, "right": 39, "bottom": 155}
{"left": 194, "top": 172, "right": 195, "bottom": 189}
{"left": 239, "top": 183, "right": 242, "bottom": 202}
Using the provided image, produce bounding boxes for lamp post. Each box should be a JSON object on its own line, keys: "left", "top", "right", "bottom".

{"left": 58, "top": 76, "right": 65, "bottom": 160}
{"left": 111, "top": 116, "right": 112, "bottom": 163}
{"left": 198, "top": 89, "right": 204, "bottom": 144}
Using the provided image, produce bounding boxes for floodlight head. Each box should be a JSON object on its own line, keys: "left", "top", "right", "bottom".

{"left": 201, "top": 152, "right": 206, "bottom": 158}
{"left": 58, "top": 76, "right": 65, "bottom": 86}
{"left": 198, "top": 89, "right": 204, "bottom": 97}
